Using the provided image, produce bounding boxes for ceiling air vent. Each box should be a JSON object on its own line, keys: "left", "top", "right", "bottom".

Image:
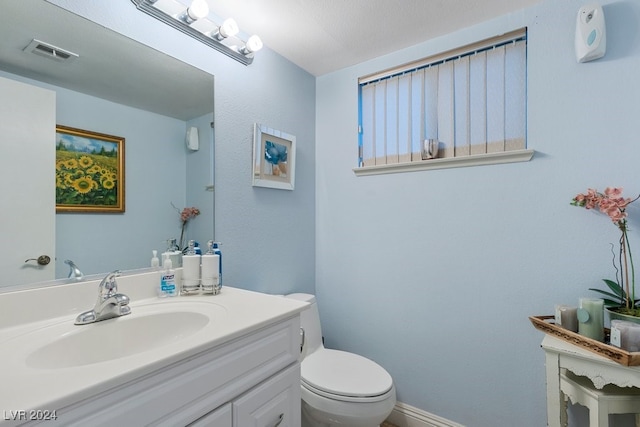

{"left": 23, "top": 39, "right": 79, "bottom": 63}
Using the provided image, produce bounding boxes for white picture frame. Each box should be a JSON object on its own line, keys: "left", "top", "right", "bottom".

{"left": 252, "top": 123, "right": 296, "bottom": 190}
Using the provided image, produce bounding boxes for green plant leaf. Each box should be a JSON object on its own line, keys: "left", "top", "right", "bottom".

{"left": 602, "top": 279, "right": 627, "bottom": 304}
{"left": 602, "top": 279, "right": 625, "bottom": 298}
{"left": 587, "top": 289, "right": 622, "bottom": 306}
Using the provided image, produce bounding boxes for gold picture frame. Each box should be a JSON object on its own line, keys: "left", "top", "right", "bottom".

{"left": 55, "top": 125, "right": 125, "bottom": 213}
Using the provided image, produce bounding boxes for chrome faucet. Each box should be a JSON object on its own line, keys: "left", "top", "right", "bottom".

{"left": 75, "top": 270, "right": 131, "bottom": 325}
{"left": 64, "top": 259, "right": 84, "bottom": 281}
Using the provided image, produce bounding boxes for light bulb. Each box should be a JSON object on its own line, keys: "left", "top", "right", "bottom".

{"left": 219, "top": 18, "right": 239, "bottom": 38}
{"left": 187, "top": 0, "right": 209, "bottom": 21}
{"left": 242, "top": 35, "right": 263, "bottom": 54}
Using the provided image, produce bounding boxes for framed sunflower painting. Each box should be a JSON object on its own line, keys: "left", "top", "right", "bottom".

{"left": 55, "top": 125, "right": 125, "bottom": 213}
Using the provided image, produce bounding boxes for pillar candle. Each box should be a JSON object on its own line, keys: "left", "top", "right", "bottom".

{"left": 611, "top": 320, "right": 640, "bottom": 352}
{"left": 577, "top": 298, "right": 604, "bottom": 341}
{"left": 555, "top": 305, "right": 578, "bottom": 332}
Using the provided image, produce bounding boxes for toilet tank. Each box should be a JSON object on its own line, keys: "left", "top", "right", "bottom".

{"left": 285, "top": 293, "right": 323, "bottom": 356}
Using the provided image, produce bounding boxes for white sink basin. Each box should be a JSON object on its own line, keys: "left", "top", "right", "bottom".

{"left": 20, "top": 301, "right": 224, "bottom": 369}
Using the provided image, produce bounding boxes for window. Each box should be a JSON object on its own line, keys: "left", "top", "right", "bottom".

{"left": 357, "top": 28, "right": 530, "bottom": 174}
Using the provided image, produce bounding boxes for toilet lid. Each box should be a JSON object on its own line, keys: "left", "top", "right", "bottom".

{"left": 301, "top": 349, "right": 393, "bottom": 399}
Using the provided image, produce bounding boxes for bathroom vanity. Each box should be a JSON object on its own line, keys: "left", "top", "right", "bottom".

{"left": 0, "top": 270, "right": 308, "bottom": 426}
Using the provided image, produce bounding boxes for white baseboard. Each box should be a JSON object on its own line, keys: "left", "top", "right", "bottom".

{"left": 386, "top": 402, "right": 465, "bottom": 427}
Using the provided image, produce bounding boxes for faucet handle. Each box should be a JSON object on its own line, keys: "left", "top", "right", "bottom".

{"left": 64, "top": 259, "right": 84, "bottom": 281}
{"left": 99, "top": 270, "right": 122, "bottom": 298}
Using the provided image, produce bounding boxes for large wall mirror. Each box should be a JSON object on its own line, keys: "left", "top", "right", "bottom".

{"left": 0, "top": 0, "right": 215, "bottom": 288}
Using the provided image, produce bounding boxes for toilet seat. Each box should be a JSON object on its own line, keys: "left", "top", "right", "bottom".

{"left": 301, "top": 349, "right": 393, "bottom": 403}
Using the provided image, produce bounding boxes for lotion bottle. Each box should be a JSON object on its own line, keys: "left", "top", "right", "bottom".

{"left": 213, "top": 242, "right": 222, "bottom": 288}
{"left": 159, "top": 253, "right": 177, "bottom": 297}
{"left": 181, "top": 240, "right": 201, "bottom": 295}
{"left": 151, "top": 250, "right": 160, "bottom": 268}
{"left": 201, "top": 240, "right": 220, "bottom": 295}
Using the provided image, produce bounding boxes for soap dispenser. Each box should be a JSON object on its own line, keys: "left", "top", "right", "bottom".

{"left": 181, "top": 240, "right": 201, "bottom": 295}
{"left": 151, "top": 250, "right": 160, "bottom": 268}
{"left": 201, "top": 240, "right": 220, "bottom": 295}
{"left": 159, "top": 253, "right": 177, "bottom": 297}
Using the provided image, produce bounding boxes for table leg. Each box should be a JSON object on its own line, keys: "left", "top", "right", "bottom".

{"left": 545, "top": 352, "right": 563, "bottom": 427}
{"left": 560, "top": 389, "right": 568, "bottom": 427}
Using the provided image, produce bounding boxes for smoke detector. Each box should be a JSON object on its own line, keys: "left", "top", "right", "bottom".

{"left": 23, "top": 39, "right": 79, "bottom": 62}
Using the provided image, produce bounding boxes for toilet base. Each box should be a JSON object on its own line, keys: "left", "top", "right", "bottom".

{"left": 301, "top": 384, "right": 395, "bottom": 427}
{"left": 302, "top": 401, "right": 382, "bottom": 427}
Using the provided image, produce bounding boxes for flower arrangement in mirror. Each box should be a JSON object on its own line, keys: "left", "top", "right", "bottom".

{"left": 171, "top": 203, "right": 200, "bottom": 252}
{"left": 571, "top": 187, "right": 640, "bottom": 318}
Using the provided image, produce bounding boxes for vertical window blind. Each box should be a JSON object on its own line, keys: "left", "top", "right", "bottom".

{"left": 358, "top": 28, "right": 527, "bottom": 168}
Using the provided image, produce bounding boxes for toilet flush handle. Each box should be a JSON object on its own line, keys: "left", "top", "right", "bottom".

{"left": 299, "top": 327, "right": 305, "bottom": 353}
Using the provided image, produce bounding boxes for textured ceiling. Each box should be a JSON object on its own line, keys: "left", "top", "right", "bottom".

{"left": 206, "top": 0, "right": 545, "bottom": 76}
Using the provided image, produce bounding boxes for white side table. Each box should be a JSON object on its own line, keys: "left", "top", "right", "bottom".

{"left": 541, "top": 335, "right": 640, "bottom": 426}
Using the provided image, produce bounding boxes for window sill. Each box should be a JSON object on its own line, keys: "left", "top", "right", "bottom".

{"left": 353, "top": 149, "right": 535, "bottom": 177}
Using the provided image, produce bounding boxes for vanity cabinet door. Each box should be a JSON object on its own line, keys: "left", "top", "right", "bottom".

{"left": 188, "top": 403, "right": 232, "bottom": 427}
{"left": 233, "top": 363, "right": 301, "bottom": 427}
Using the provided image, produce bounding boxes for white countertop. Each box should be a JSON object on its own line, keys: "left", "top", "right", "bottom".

{"left": 0, "top": 270, "right": 308, "bottom": 417}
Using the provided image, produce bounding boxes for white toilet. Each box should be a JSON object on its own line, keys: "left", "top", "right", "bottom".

{"left": 285, "top": 293, "right": 396, "bottom": 427}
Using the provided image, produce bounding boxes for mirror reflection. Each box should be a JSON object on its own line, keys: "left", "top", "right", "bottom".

{"left": 0, "top": 0, "right": 215, "bottom": 288}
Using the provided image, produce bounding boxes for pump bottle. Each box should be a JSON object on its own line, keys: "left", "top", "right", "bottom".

{"left": 159, "top": 253, "right": 177, "bottom": 297}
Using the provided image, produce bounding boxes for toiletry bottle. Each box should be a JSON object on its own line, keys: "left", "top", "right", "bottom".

{"left": 159, "top": 253, "right": 177, "bottom": 297}
{"left": 164, "top": 238, "right": 182, "bottom": 268}
{"left": 201, "top": 240, "right": 220, "bottom": 295}
{"left": 151, "top": 250, "right": 160, "bottom": 268}
{"left": 181, "top": 240, "right": 201, "bottom": 295}
{"left": 213, "top": 242, "right": 222, "bottom": 288}
{"left": 162, "top": 239, "right": 174, "bottom": 271}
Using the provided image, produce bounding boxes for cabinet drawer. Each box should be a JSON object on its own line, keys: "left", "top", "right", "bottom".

{"left": 233, "top": 363, "right": 301, "bottom": 427}
{"left": 188, "top": 403, "right": 232, "bottom": 427}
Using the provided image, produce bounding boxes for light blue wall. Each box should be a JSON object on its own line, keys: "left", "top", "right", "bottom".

{"left": 213, "top": 48, "right": 316, "bottom": 295}
{"left": 316, "top": 0, "right": 640, "bottom": 426}
{"left": 49, "top": 0, "right": 316, "bottom": 295}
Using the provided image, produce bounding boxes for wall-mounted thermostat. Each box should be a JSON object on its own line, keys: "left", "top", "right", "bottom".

{"left": 575, "top": 4, "right": 606, "bottom": 63}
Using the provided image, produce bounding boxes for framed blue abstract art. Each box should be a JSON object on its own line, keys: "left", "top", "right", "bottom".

{"left": 252, "top": 123, "right": 296, "bottom": 190}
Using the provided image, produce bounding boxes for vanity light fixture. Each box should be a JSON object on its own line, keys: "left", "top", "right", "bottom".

{"left": 131, "top": 0, "right": 262, "bottom": 65}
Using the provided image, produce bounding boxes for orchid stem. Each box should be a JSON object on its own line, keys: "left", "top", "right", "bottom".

{"left": 625, "top": 226, "right": 636, "bottom": 310}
